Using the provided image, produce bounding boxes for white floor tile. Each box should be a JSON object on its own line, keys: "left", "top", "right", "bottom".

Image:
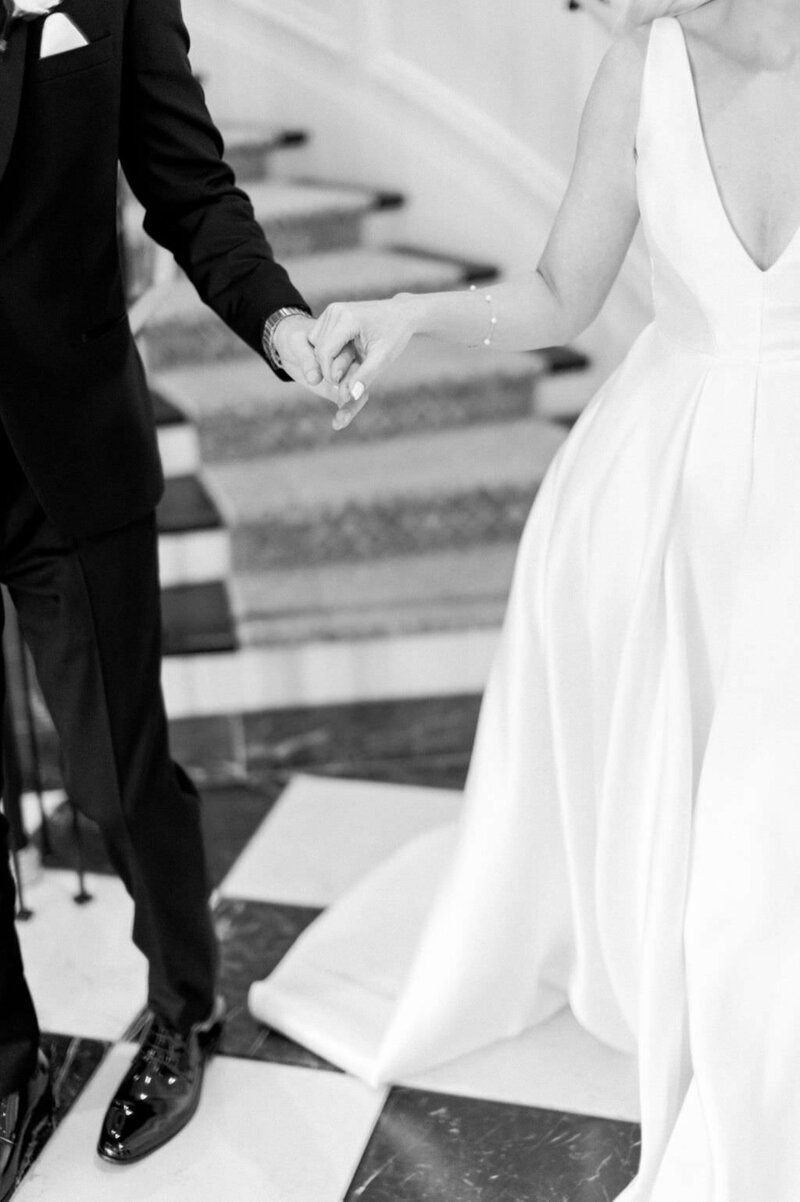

{"left": 20, "top": 791, "right": 68, "bottom": 839}
{"left": 17, "top": 870, "right": 146, "bottom": 1041}
{"left": 17, "top": 1046, "right": 386, "bottom": 1202}
{"left": 402, "top": 1007, "right": 640, "bottom": 1123}
{"left": 220, "top": 774, "right": 462, "bottom": 907}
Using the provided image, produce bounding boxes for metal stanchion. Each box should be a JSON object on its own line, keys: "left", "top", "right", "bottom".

{"left": 16, "top": 631, "right": 92, "bottom": 906}
{"left": 2, "top": 694, "right": 33, "bottom": 921}
{"left": 15, "top": 633, "right": 53, "bottom": 861}
{"left": 2, "top": 597, "right": 93, "bottom": 908}
{"left": 69, "top": 799, "right": 93, "bottom": 906}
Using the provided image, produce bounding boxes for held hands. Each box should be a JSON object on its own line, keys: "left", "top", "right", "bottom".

{"left": 309, "top": 296, "right": 417, "bottom": 430}
{"left": 271, "top": 313, "right": 360, "bottom": 409}
{"left": 272, "top": 300, "right": 417, "bottom": 430}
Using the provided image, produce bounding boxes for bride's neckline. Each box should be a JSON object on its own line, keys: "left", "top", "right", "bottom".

{"left": 671, "top": 16, "right": 800, "bottom": 276}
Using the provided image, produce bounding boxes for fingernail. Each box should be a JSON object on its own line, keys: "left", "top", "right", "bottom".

{"left": 333, "top": 412, "right": 352, "bottom": 431}
{"left": 305, "top": 370, "right": 321, "bottom": 384}
{"left": 350, "top": 381, "right": 365, "bottom": 403}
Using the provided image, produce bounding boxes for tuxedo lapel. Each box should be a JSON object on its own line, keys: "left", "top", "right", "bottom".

{"left": 0, "top": 21, "right": 29, "bottom": 187}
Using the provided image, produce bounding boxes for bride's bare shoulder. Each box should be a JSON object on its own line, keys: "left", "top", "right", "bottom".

{"left": 604, "top": 24, "right": 651, "bottom": 80}
{"left": 586, "top": 26, "right": 650, "bottom": 120}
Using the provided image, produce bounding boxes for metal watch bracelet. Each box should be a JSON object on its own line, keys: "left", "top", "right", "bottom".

{"left": 262, "top": 307, "right": 310, "bottom": 371}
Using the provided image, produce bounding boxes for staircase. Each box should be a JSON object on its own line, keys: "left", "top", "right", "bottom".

{"left": 132, "top": 122, "right": 589, "bottom": 776}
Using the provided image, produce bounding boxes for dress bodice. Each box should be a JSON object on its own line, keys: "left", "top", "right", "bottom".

{"left": 637, "top": 18, "right": 800, "bottom": 365}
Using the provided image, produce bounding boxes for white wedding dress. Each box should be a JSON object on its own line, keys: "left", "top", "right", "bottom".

{"left": 250, "top": 18, "right": 800, "bottom": 1199}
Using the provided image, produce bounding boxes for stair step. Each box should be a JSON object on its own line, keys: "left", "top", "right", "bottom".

{"left": 152, "top": 390, "right": 186, "bottom": 427}
{"left": 161, "top": 625, "right": 499, "bottom": 720}
{"left": 157, "top": 475, "right": 223, "bottom": 534}
{"left": 391, "top": 244, "right": 500, "bottom": 286}
{"left": 125, "top": 180, "right": 377, "bottom": 283}
{"left": 206, "top": 415, "right": 566, "bottom": 570}
{"left": 161, "top": 581, "right": 237, "bottom": 656}
{"left": 232, "top": 544, "right": 519, "bottom": 646}
{"left": 140, "top": 248, "right": 471, "bottom": 370}
{"left": 157, "top": 474, "right": 230, "bottom": 588}
{"left": 155, "top": 341, "right": 546, "bottom": 461}
{"left": 158, "top": 526, "right": 230, "bottom": 589}
{"left": 295, "top": 176, "right": 405, "bottom": 212}
{"left": 157, "top": 419, "right": 201, "bottom": 478}
{"left": 152, "top": 387, "right": 200, "bottom": 476}
{"left": 220, "top": 124, "right": 309, "bottom": 183}
{"left": 539, "top": 345, "right": 592, "bottom": 374}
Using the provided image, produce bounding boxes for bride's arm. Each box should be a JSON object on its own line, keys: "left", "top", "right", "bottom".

{"left": 310, "top": 29, "right": 649, "bottom": 427}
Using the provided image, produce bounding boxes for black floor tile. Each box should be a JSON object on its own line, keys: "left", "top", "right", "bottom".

{"left": 42, "top": 1033, "right": 109, "bottom": 1127}
{"left": 280, "top": 755, "right": 471, "bottom": 792}
{"left": 14, "top": 694, "right": 481, "bottom": 802}
{"left": 169, "top": 714, "right": 247, "bottom": 784}
{"left": 245, "top": 694, "right": 481, "bottom": 790}
{"left": 201, "top": 782, "right": 284, "bottom": 887}
{"left": 33, "top": 781, "right": 283, "bottom": 885}
{"left": 345, "top": 1088, "right": 640, "bottom": 1202}
{"left": 32, "top": 801, "right": 114, "bottom": 878}
{"left": 212, "top": 898, "right": 333, "bottom": 1070}
{"left": 11, "top": 1034, "right": 110, "bottom": 1195}
{"left": 124, "top": 897, "right": 330, "bottom": 1066}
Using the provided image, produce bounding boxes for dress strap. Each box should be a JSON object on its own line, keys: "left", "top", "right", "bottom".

{"left": 636, "top": 17, "right": 687, "bottom": 166}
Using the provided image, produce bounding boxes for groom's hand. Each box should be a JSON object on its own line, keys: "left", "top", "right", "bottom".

{"left": 272, "top": 314, "right": 360, "bottom": 408}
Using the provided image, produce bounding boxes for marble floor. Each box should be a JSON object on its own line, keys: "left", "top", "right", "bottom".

{"left": 7, "top": 701, "right": 641, "bottom": 1201}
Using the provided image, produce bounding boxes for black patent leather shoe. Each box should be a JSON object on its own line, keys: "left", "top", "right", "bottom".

{"left": 0, "top": 1051, "right": 54, "bottom": 1202}
{"left": 97, "top": 998, "right": 225, "bottom": 1165}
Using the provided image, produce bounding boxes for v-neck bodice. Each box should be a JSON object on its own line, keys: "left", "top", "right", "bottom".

{"left": 637, "top": 17, "right": 800, "bottom": 363}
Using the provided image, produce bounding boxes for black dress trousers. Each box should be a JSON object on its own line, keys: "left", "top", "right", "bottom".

{"left": 0, "top": 428, "right": 218, "bottom": 1096}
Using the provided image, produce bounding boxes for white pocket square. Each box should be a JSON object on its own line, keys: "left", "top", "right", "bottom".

{"left": 40, "top": 12, "right": 89, "bottom": 58}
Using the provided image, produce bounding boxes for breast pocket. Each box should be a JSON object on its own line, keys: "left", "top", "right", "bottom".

{"left": 36, "top": 34, "right": 114, "bottom": 83}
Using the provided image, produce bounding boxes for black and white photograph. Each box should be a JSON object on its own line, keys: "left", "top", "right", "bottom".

{"left": 0, "top": 0, "right": 795, "bottom": 1197}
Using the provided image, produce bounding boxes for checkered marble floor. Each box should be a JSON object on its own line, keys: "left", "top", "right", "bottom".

{"left": 9, "top": 772, "right": 641, "bottom": 1201}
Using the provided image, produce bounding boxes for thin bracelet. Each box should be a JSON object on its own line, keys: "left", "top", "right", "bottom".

{"left": 469, "top": 284, "right": 498, "bottom": 348}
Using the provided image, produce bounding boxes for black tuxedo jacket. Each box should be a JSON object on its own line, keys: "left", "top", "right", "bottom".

{"left": 0, "top": 0, "right": 308, "bottom": 539}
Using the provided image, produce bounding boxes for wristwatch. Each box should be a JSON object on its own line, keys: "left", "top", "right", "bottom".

{"left": 262, "top": 306, "right": 310, "bottom": 371}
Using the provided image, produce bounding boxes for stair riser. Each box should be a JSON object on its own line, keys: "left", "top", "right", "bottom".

{"left": 224, "top": 145, "right": 271, "bottom": 185}
{"left": 195, "top": 375, "right": 536, "bottom": 462}
{"left": 229, "top": 485, "right": 540, "bottom": 571}
{"left": 157, "top": 422, "right": 201, "bottom": 478}
{"left": 158, "top": 528, "right": 231, "bottom": 588}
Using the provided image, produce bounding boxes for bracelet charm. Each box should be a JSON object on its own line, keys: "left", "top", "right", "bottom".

{"left": 469, "top": 284, "right": 498, "bottom": 348}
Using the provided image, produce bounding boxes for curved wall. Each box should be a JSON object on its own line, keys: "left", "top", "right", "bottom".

{"left": 183, "top": 0, "right": 652, "bottom": 376}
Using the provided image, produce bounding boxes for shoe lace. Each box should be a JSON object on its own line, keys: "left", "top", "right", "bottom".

{"left": 140, "top": 1018, "right": 188, "bottom": 1077}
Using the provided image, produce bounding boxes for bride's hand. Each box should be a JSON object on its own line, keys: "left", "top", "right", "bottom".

{"left": 309, "top": 296, "right": 417, "bottom": 430}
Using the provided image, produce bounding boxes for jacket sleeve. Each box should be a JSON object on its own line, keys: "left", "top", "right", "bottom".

{"left": 118, "top": 0, "right": 309, "bottom": 370}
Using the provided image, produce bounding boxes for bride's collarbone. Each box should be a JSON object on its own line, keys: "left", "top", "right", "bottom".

{"left": 691, "top": 73, "right": 800, "bottom": 268}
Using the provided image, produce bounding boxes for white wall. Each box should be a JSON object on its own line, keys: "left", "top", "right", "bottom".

{"left": 184, "top": 0, "right": 652, "bottom": 379}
